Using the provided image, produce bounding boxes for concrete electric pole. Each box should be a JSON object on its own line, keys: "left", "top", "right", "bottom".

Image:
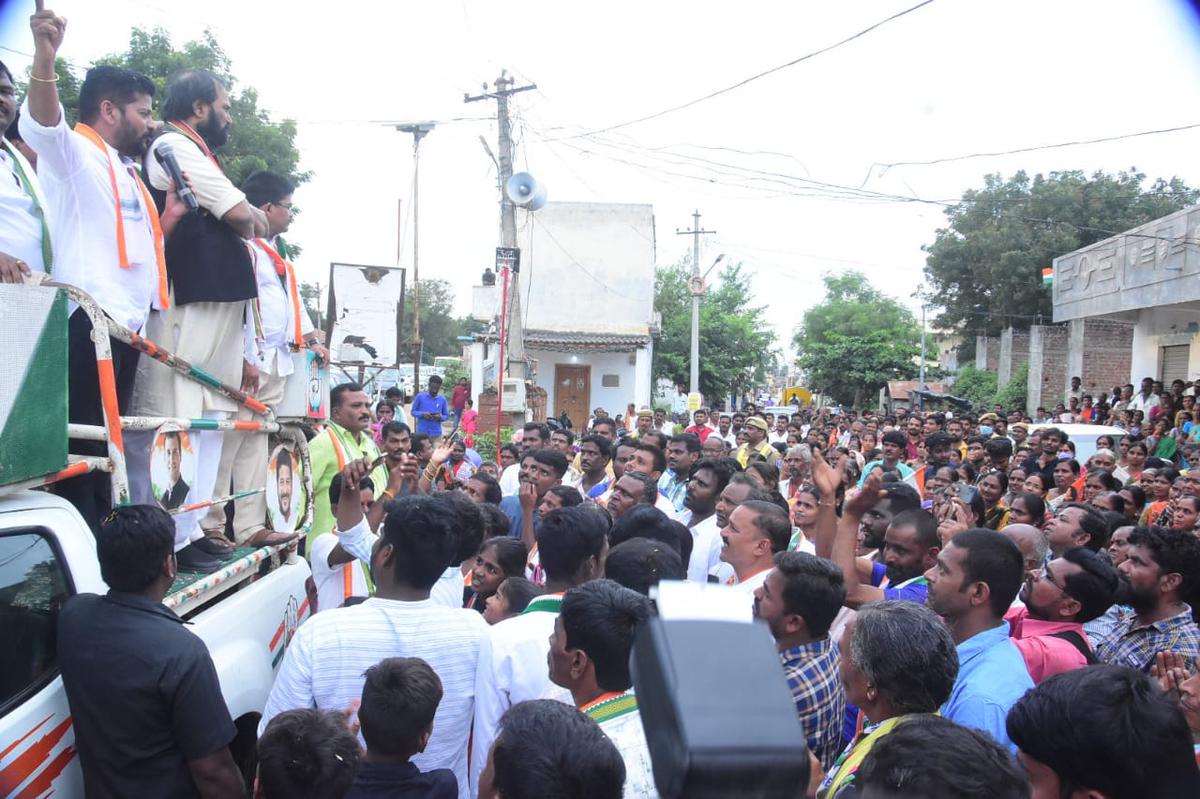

{"left": 465, "top": 73, "right": 536, "bottom": 385}
{"left": 676, "top": 210, "right": 715, "bottom": 396}
{"left": 396, "top": 121, "right": 436, "bottom": 390}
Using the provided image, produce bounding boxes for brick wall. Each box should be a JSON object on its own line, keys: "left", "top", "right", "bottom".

{"left": 1081, "top": 319, "right": 1134, "bottom": 396}
{"left": 999, "top": 327, "right": 1030, "bottom": 386}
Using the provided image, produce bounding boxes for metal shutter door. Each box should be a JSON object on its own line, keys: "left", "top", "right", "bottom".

{"left": 1160, "top": 345, "right": 1190, "bottom": 384}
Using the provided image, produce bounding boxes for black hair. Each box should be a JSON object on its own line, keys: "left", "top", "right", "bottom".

{"left": 522, "top": 421, "right": 551, "bottom": 443}
{"left": 879, "top": 480, "right": 922, "bottom": 515}
{"left": 738, "top": 500, "right": 792, "bottom": 554}
{"left": 1126, "top": 525, "right": 1200, "bottom": 599}
{"left": 498, "top": 577, "right": 543, "bottom": 614}
{"left": 591, "top": 417, "right": 617, "bottom": 434}
{"left": 1086, "top": 468, "right": 1121, "bottom": 492}
{"left": 1121, "top": 483, "right": 1147, "bottom": 512}
{"left": 605, "top": 537, "right": 685, "bottom": 596}
{"left": 984, "top": 437, "right": 1013, "bottom": 460}
{"left": 1011, "top": 492, "right": 1046, "bottom": 526}
{"left": 327, "top": 472, "right": 375, "bottom": 507}
{"left": 1007, "top": 666, "right": 1197, "bottom": 798}
{"left": 745, "top": 460, "right": 780, "bottom": 487}
{"left": 544, "top": 485, "right": 584, "bottom": 509}
{"left": 240, "top": 170, "right": 295, "bottom": 208}
{"left": 891, "top": 509, "right": 939, "bottom": 550}
{"left": 1060, "top": 502, "right": 1111, "bottom": 552}
{"left": 1057, "top": 546, "right": 1122, "bottom": 623}
{"left": 881, "top": 430, "right": 908, "bottom": 448}
{"left": 467, "top": 471, "right": 503, "bottom": 506}
{"left": 256, "top": 709, "right": 361, "bottom": 799}
{"left": 381, "top": 420, "right": 411, "bottom": 439}
{"left": 618, "top": 471, "right": 660, "bottom": 506}
{"left": 491, "top": 700, "right": 625, "bottom": 799}
{"left": 1099, "top": 508, "right": 1128, "bottom": 535}
{"left": 687, "top": 457, "right": 739, "bottom": 490}
{"left": 160, "top": 69, "right": 221, "bottom": 121}
{"left": 97, "top": 505, "right": 174, "bottom": 592}
{"left": 951, "top": 528, "right": 1025, "bottom": 617}
{"left": 379, "top": 495, "right": 459, "bottom": 590}
{"left": 668, "top": 520, "right": 694, "bottom": 567}
{"left": 634, "top": 442, "right": 667, "bottom": 475}
{"left": 966, "top": 434, "right": 990, "bottom": 448}
{"left": 480, "top": 537, "right": 528, "bottom": 579}
{"left": 275, "top": 448, "right": 294, "bottom": 478}
{"left": 358, "top": 657, "right": 442, "bottom": 757}
{"left": 979, "top": 469, "right": 1008, "bottom": 493}
{"left": 609, "top": 506, "right": 682, "bottom": 555}
{"left": 530, "top": 447, "right": 569, "bottom": 479}
{"left": 858, "top": 715, "right": 1029, "bottom": 799}
{"left": 579, "top": 434, "right": 613, "bottom": 461}
{"left": 535, "top": 505, "right": 609, "bottom": 583}
{"left": 330, "top": 382, "right": 363, "bottom": 410}
{"left": 772, "top": 551, "right": 846, "bottom": 638}
{"left": 669, "top": 432, "right": 702, "bottom": 454}
{"left": 1041, "top": 426, "right": 1068, "bottom": 443}
{"left": 499, "top": 443, "right": 520, "bottom": 461}
{"left": 78, "top": 65, "right": 156, "bottom": 125}
{"left": 0, "top": 60, "right": 12, "bottom": 83}
{"left": 427, "top": 374, "right": 443, "bottom": 385}
{"left": 925, "top": 431, "right": 955, "bottom": 452}
{"left": 478, "top": 501, "right": 511, "bottom": 537}
{"left": 437, "top": 491, "right": 486, "bottom": 564}
{"left": 410, "top": 433, "right": 432, "bottom": 455}
{"left": 560, "top": 579, "right": 653, "bottom": 690}
{"left": 551, "top": 428, "right": 575, "bottom": 446}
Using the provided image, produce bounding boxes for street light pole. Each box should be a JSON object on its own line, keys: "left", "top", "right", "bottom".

{"left": 396, "top": 121, "right": 436, "bottom": 391}
{"left": 676, "top": 210, "right": 715, "bottom": 396}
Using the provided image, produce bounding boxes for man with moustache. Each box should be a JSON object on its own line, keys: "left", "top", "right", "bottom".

{"left": 20, "top": 7, "right": 188, "bottom": 534}
{"left": 1, "top": 60, "right": 51, "bottom": 284}
{"left": 676, "top": 458, "right": 737, "bottom": 582}
{"left": 129, "top": 69, "right": 271, "bottom": 566}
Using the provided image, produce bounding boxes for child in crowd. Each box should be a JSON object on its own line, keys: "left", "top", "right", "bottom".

{"left": 345, "top": 657, "right": 457, "bottom": 799}
{"left": 256, "top": 709, "right": 361, "bottom": 798}
{"left": 483, "top": 576, "right": 543, "bottom": 625}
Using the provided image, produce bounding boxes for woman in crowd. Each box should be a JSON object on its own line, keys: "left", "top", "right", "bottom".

{"left": 464, "top": 537, "right": 528, "bottom": 613}
{"left": 1139, "top": 467, "right": 1175, "bottom": 526}
{"left": 820, "top": 601, "right": 959, "bottom": 798}
{"left": 1022, "top": 471, "right": 1051, "bottom": 500}
{"left": 371, "top": 400, "right": 395, "bottom": 446}
{"left": 923, "top": 465, "right": 958, "bottom": 503}
{"left": 1118, "top": 484, "right": 1147, "bottom": 525}
{"left": 483, "top": 576, "right": 543, "bottom": 625}
{"left": 1003, "top": 466, "right": 1028, "bottom": 507}
{"left": 1169, "top": 495, "right": 1200, "bottom": 535}
{"left": 977, "top": 471, "right": 1009, "bottom": 530}
{"left": 789, "top": 484, "right": 821, "bottom": 553}
{"left": 1082, "top": 469, "right": 1121, "bottom": 504}
{"left": 1148, "top": 418, "right": 1181, "bottom": 463}
{"left": 1007, "top": 492, "right": 1046, "bottom": 529}
{"left": 1046, "top": 460, "right": 1082, "bottom": 512}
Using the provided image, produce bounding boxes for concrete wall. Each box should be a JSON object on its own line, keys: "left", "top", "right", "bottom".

{"left": 998, "top": 327, "right": 1030, "bottom": 386}
{"left": 519, "top": 202, "right": 656, "bottom": 335}
{"left": 1026, "top": 325, "right": 1069, "bottom": 412}
{"left": 975, "top": 335, "right": 1000, "bottom": 372}
{"left": 528, "top": 347, "right": 651, "bottom": 416}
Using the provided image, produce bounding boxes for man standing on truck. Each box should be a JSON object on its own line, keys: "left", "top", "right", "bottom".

{"left": 19, "top": 8, "right": 180, "bottom": 534}
{"left": 198, "top": 170, "right": 323, "bottom": 548}
{"left": 1, "top": 59, "right": 52, "bottom": 284}
{"left": 57, "top": 505, "right": 244, "bottom": 797}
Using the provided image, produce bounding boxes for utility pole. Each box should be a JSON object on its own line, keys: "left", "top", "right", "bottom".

{"left": 676, "top": 210, "right": 715, "bottom": 396}
{"left": 919, "top": 303, "right": 927, "bottom": 411}
{"left": 396, "top": 122, "right": 436, "bottom": 391}
{"left": 466, "top": 73, "right": 536, "bottom": 389}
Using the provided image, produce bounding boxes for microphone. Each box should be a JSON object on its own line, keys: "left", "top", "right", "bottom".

{"left": 153, "top": 141, "right": 199, "bottom": 213}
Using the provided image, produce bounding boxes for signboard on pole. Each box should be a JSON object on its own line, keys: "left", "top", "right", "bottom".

{"left": 687, "top": 392, "right": 703, "bottom": 412}
{"left": 496, "top": 247, "right": 520, "bottom": 274}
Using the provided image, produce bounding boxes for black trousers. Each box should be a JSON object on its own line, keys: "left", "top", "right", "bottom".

{"left": 55, "top": 307, "right": 141, "bottom": 533}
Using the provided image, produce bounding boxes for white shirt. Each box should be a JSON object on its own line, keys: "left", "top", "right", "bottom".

{"left": 654, "top": 492, "right": 676, "bottom": 515}
{"left": 1129, "top": 392, "right": 1161, "bottom": 414}
{"left": 309, "top": 532, "right": 369, "bottom": 614}
{"left": 596, "top": 704, "right": 659, "bottom": 799}
{"left": 471, "top": 595, "right": 572, "bottom": 793}
{"left": 499, "top": 462, "right": 521, "bottom": 496}
{"left": 19, "top": 102, "right": 160, "bottom": 330}
{"left": 0, "top": 139, "right": 49, "bottom": 273}
{"left": 146, "top": 130, "right": 245, "bottom": 218}
{"left": 246, "top": 237, "right": 313, "bottom": 377}
{"left": 675, "top": 510, "right": 724, "bottom": 583}
{"left": 431, "top": 565, "right": 464, "bottom": 609}
{"left": 260, "top": 596, "right": 488, "bottom": 799}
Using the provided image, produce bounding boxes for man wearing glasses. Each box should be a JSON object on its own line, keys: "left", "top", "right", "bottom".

{"left": 1005, "top": 547, "right": 1120, "bottom": 684}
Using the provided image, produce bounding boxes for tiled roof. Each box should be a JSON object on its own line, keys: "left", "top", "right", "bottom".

{"left": 523, "top": 329, "right": 652, "bottom": 353}
{"left": 887, "top": 380, "right": 946, "bottom": 400}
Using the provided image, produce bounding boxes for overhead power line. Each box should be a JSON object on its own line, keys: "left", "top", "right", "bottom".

{"left": 873, "top": 121, "right": 1200, "bottom": 171}
{"left": 546, "top": 0, "right": 937, "bottom": 140}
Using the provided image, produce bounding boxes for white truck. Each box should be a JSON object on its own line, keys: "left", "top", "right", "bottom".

{"left": 0, "top": 280, "right": 321, "bottom": 796}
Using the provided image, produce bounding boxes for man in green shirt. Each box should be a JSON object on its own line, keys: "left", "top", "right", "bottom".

{"left": 306, "top": 383, "right": 388, "bottom": 552}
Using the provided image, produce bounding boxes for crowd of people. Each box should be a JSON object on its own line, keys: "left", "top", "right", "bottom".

{"left": 7, "top": 6, "right": 1200, "bottom": 799}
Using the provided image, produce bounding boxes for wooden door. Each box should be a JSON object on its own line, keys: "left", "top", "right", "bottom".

{"left": 555, "top": 364, "right": 590, "bottom": 429}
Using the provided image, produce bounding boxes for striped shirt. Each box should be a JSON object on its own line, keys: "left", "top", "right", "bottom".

{"left": 259, "top": 596, "right": 489, "bottom": 799}
{"left": 582, "top": 691, "right": 658, "bottom": 798}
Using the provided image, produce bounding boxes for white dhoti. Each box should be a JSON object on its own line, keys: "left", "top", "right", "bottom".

{"left": 128, "top": 300, "right": 250, "bottom": 552}
{"left": 202, "top": 367, "right": 288, "bottom": 543}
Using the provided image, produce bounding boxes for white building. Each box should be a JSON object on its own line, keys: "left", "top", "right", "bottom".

{"left": 467, "top": 202, "right": 657, "bottom": 425}
{"left": 1053, "top": 204, "right": 1200, "bottom": 385}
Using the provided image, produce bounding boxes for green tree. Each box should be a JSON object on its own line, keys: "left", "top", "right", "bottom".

{"left": 794, "top": 272, "right": 920, "bottom": 408}
{"left": 953, "top": 365, "right": 999, "bottom": 408}
{"left": 19, "top": 28, "right": 306, "bottom": 187}
{"left": 653, "top": 260, "right": 777, "bottom": 403}
{"left": 299, "top": 281, "right": 326, "bottom": 332}
{"left": 923, "top": 169, "right": 1198, "bottom": 346}
{"left": 403, "top": 279, "right": 486, "bottom": 364}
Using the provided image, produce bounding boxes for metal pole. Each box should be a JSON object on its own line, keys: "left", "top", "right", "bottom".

{"left": 919, "top": 303, "right": 927, "bottom": 410}
{"left": 412, "top": 131, "right": 423, "bottom": 391}
{"left": 689, "top": 210, "right": 701, "bottom": 395}
{"left": 495, "top": 265, "right": 511, "bottom": 461}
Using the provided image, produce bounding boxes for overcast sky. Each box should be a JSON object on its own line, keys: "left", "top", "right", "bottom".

{"left": 4, "top": 0, "right": 1200, "bottom": 358}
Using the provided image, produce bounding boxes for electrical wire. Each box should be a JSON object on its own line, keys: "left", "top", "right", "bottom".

{"left": 542, "top": 0, "right": 936, "bottom": 140}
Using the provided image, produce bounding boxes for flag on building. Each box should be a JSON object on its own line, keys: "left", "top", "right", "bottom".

{"left": 1042, "top": 267, "right": 1053, "bottom": 285}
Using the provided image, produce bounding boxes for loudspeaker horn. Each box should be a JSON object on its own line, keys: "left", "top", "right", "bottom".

{"left": 505, "top": 172, "right": 547, "bottom": 211}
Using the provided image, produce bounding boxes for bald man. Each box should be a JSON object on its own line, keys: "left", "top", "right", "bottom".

{"left": 1002, "top": 524, "right": 1048, "bottom": 577}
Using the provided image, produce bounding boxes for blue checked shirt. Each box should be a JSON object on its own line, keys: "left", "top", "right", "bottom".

{"left": 658, "top": 469, "right": 688, "bottom": 513}
{"left": 780, "top": 638, "right": 845, "bottom": 771}
{"left": 1093, "top": 605, "right": 1200, "bottom": 673}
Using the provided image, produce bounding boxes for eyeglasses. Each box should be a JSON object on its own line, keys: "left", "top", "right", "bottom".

{"left": 1035, "top": 565, "right": 1074, "bottom": 598}
{"left": 272, "top": 201, "right": 299, "bottom": 216}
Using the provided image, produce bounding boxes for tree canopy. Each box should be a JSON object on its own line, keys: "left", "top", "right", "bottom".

{"left": 793, "top": 272, "right": 920, "bottom": 408}
{"left": 923, "top": 169, "right": 1198, "bottom": 340}
{"left": 403, "top": 279, "right": 485, "bottom": 364}
{"left": 653, "top": 260, "right": 777, "bottom": 403}
{"left": 20, "top": 27, "right": 306, "bottom": 187}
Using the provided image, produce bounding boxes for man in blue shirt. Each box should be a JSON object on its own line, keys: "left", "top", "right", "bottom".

{"left": 411, "top": 375, "right": 448, "bottom": 439}
{"left": 924, "top": 528, "right": 1033, "bottom": 755}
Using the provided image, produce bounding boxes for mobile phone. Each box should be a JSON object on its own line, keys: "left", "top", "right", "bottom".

{"left": 957, "top": 483, "right": 979, "bottom": 504}
{"left": 371, "top": 454, "right": 387, "bottom": 470}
